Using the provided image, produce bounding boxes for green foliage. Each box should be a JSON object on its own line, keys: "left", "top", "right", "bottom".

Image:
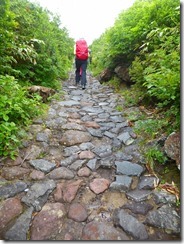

{"left": 107, "top": 77, "right": 121, "bottom": 91}
{"left": 0, "top": 75, "right": 43, "bottom": 158}
{"left": 144, "top": 145, "right": 167, "bottom": 173}
{"left": 1, "top": 0, "right": 74, "bottom": 88}
{"left": 134, "top": 118, "right": 168, "bottom": 140}
{"left": 0, "top": 0, "right": 75, "bottom": 158}
{"left": 91, "top": 0, "right": 180, "bottom": 134}
{"left": 145, "top": 146, "right": 167, "bottom": 165}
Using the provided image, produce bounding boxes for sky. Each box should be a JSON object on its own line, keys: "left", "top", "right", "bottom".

{"left": 29, "top": 0, "right": 136, "bottom": 45}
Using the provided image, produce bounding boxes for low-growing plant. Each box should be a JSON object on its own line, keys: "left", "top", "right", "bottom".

{"left": 134, "top": 118, "right": 165, "bottom": 140}
{"left": 107, "top": 77, "right": 121, "bottom": 91}
{"left": 145, "top": 146, "right": 167, "bottom": 165}
{"left": 116, "top": 105, "right": 123, "bottom": 112}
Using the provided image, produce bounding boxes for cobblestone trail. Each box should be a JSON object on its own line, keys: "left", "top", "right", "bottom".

{"left": 0, "top": 72, "right": 180, "bottom": 240}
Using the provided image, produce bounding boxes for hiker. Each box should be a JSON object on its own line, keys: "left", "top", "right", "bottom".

{"left": 74, "top": 38, "right": 89, "bottom": 89}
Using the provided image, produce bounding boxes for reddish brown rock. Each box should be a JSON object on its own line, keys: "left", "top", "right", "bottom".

{"left": 0, "top": 198, "right": 23, "bottom": 231}
{"left": 1, "top": 166, "right": 30, "bottom": 180}
{"left": 77, "top": 167, "right": 91, "bottom": 177}
{"left": 60, "top": 130, "right": 92, "bottom": 146}
{"left": 164, "top": 131, "right": 180, "bottom": 170}
{"left": 64, "top": 233, "right": 74, "bottom": 240}
{"left": 5, "top": 155, "right": 22, "bottom": 166}
{"left": 79, "top": 151, "right": 95, "bottom": 159}
{"left": 62, "top": 180, "right": 83, "bottom": 203}
{"left": 81, "top": 220, "right": 130, "bottom": 240}
{"left": 68, "top": 203, "right": 88, "bottom": 222}
{"left": 27, "top": 85, "right": 56, "bottom": 103}
{"left": 68, "top": 112, "right": 81, "bottom": 119}
{"left": 89, "top": 178, "right": 110, "bottom": 194}
{"left": 29, "top": 170, "right": 45, "bottom": 180}
{"left": 83, "top": 121, "right": 100, "bottom": 129}
{"left": 99, "top": 68, "right": 113, "bottom": 82}
{"left": 54, "top": 182, "right": 65, "bottom": 202}
{"left": 31, "top": 202, "right": 66, "bottom": 240}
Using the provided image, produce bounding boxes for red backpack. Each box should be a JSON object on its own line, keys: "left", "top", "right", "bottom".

{"left": 76, "top": 39, "right": 89, "bottom": 60}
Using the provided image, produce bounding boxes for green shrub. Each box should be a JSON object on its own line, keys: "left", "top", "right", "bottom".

{"left": 0, "top": 75, "right": 42, "bottom": 158}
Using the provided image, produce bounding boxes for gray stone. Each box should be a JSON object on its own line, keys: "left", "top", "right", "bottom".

{"left": 115, "top": 161, "right": 144, "bottom": 176}
{"left": 98, "top": 122, "right": 115, "bottom": 130}
{"left": 104, "top": 131, "right": 116, "bottom": 139}
{"left": 112, "top": 138, "right": 122, "bottom": 150}
{"left": 29, "top": 159, "right": 56, "bottom": 173}
{"left": 36, "top": 132, "right": 49, "bottom": 142}
{"left": 122, "top": 201, "right": 153, "bottom": 215}
{"left": 138, "top": 176, "right": 159, "bottom": 190}
{"left": 126, "top": 189, "right": 152, "bottom": 202}
{"left": 79, "top": 142, "right": 95, "bottom": 150}
{"left": 60, "top": 154, "right": 79, "bottom": 166}
{"left": 82, "top": 106, "right": 104, "bottom": 114}
{"left": 70, "top": 160, "right": 86, "bottom": 171}
{"left": 152, "top": 189, "right": 177, "bottom": 205}
{"left": 93, "top": 145, "right": 112, "bottom": 157}
{"left": 58, "top": 100, "right": 80, "bottom": 106}
{"left": 110, "top": 175, "right": 132, "bottom": 192}
{"left": 110, "top": 115, "right": 124, "bottom": 123}
{"left": 87, "top": 128, "right": 103, "bottom": 138}
{"left": 21, "top": 180, "right": 56, "bottom": 211}
{"left": 114, "top": 152, "right": 133, "bottom": 161}
{"left": 86, "top": 158, "right": 98, "bottom": 171}
{"left": 0, "top": 181, "right": 28, "bottom": 199}
{"left": 145, "top": 205, "right": 180, "bottom": 234}
{"left": 48, "top": 167, "right": 75, "bottom": 180}
{"left": 99, "top": 156, "right": 114, "bottom": 168}
{"left": 117, "top": 131, "right": 134, "bottom": 145}
{"left": 5, "top": 207, "right": 34, "bottom": 240}
{"left": 63, "top": 145, "right": 80, "bottom": 156}
{"left": 114, "top": 209, "right": 148, "bottom": 240}
{"left": 97, "top": 112, "right": 110, "bottom": 119}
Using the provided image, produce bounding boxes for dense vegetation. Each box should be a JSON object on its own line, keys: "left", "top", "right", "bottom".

{"left": 90, "top": 0, "right": 180, "bottom": 172}
{"left": 0, "top": 0, "right": 74, "bottom": 158}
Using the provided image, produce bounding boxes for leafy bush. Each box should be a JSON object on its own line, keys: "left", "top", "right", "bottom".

{"left": 91, "top": 0, "right": 180, "bottom": 132}
{"left": 0, "top": 75, "right": 42, "bottom": 158}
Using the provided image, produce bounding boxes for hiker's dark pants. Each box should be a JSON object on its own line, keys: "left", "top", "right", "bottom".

{"left": 75, "top": 58, "right": 88, "bottom": 86}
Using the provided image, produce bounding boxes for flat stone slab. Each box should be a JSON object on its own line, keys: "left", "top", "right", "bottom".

{"left": 117, "top": 131, "right": 134, "bottom": 145}
{"left": 145, "top": 204, "right": 180, "bottom": 234}
{"left": 138, "top": 175, "right": 159, "bottom": 190}
{"left": 58, "top": 100, "right": 80, "bottom": 106}
{"left": 122, "top": 201, "right": 153, "bottom": 215}
{"left": 115, "top": 161, "right": 144, "bottom": 176}
{"left": 110, "top": 175, "right": 132, "bottom": 192}
{"left": 21, "top": 180, "right": 56, "bottom": 211}
{"left": 60, "top": 130, "right": 92, "bottom": 146}
{"left": 82, "top": 220, "right": 130, "bottom": 240}
{"left": 126, "top": 189, "right": 152, "bottom": 202}
{"left": 0, "top": 181, "right": 28, "bottom": 199}
{"left": 114, "top": 209, "right": 148, "bottom": 240}
{"left": 29, "top": 159, "right": 56, "bottom": 173}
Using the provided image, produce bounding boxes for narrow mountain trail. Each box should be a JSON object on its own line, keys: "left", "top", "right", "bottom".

{"left": 0, "top": 71, "right": 180, "bottom": 240}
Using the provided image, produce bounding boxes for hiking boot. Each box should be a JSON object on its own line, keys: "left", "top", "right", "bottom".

{"left": 82, "top": 85, "right": 86, "bottom": 90}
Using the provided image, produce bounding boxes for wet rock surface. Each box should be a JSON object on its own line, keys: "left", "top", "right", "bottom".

{"left": 0, "top": 72, "right": 180, "bottom": 240}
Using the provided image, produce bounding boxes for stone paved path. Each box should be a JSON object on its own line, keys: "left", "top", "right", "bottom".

{"left": 0, "top": 71, "right": 180, "bottom": 240}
